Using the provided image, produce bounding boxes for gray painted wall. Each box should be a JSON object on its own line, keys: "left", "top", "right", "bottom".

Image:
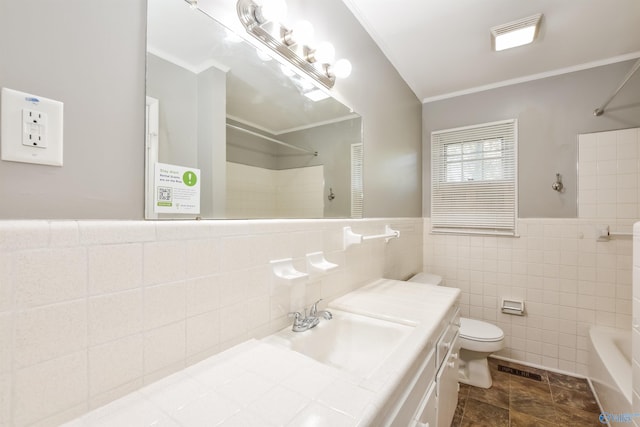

{"left": 226, "top": 120, "right": 280, "bottom": 170}
{"left": 147, "top": 54, "right": 198, "bottom": 168}
{"left": 147, "top": 55, "right": 227, "bottom": 219}
{"left": 423, "top": 60, "right": 640, "bottom": 218}
{"left": 0, "top": 0, "right": 146, "bottom": 219}
{"left": 279, "top": 118, "right": 362, "bottom": 218}
{"left": 289, "top": 0, "right": 422, "bottom": 218}
{"left": 0, "top": 0, "right": 422, "bottom": 219}
{"left": 197, "top": 66, "right": 227, "bottom": 218}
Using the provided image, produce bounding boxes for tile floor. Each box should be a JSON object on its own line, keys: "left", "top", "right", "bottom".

{"left": 451, "top": 358, "right": 603, "bottom": 427}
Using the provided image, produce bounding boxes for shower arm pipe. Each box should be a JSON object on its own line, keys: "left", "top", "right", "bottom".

{"left": 594, "top": 58, "right": 640, "bottom": 116}
{"left": 226, "top": 124, "right": 318, "bottom": 156}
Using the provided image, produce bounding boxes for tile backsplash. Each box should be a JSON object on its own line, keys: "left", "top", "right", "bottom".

{"left": 0, "top": 218, "right": 422, "bottom": 427}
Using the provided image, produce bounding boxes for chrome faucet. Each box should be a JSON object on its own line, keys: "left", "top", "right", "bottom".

{"left": 288, "top": 299, "right": 332, "bottom": 332}
{"left": 309, "top": 299, "right": 333, "bottom": 320}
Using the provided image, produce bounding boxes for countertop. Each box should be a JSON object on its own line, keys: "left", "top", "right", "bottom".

{"left": 63, "top": 279, "right": 460, "bottom": 427}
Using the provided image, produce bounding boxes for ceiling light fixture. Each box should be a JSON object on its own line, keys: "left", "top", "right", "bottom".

{"left": 303, "top": 89, "right": 330, "bottom": 102}
{"left": 491, "top": 13, "right": 542, "bottom": 52}
{"left": 236, "top": 0, "right": 352, "bottom": 89}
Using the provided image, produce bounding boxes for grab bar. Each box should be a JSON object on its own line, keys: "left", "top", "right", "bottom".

{"left": 343, "top": 225, "right": 400, "bottom": 249}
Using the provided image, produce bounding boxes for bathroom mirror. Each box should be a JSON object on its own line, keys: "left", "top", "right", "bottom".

{"left": 146, "top": 0, "right": 363, "bottom": 219}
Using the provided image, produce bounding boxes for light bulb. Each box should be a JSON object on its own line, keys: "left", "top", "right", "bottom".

{"left": 330, "top": 59, "right": 352, "bottom": 79}
{"left": 256, "top": 0, "right": 287, "bottom": 24}
{"left": 292, "top": 20, "right": 314, "bottom": 46}
{"left": 311, "top": 41, "right": 335, "bottom": 64}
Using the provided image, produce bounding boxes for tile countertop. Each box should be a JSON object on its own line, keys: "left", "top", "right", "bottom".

{"left": 63, "top": 279, "right": 460, "bottom": 427}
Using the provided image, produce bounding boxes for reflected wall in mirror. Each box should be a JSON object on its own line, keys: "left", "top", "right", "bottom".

{"left": 145, "top": 0, "right": 363, "bottom": 219}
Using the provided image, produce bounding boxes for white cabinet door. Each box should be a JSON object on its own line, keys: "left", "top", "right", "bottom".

{"left": 436, "top": 334, "right": 460, "bottom": 427}
{"left": 412, "top": 382, "right": 437, "bottom": 427}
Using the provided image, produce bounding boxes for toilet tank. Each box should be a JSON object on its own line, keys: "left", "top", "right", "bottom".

{"left": 408, "top": 272, "right": 443, "bottom": 286}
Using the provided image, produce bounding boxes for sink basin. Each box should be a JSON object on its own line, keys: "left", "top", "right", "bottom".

{"left": 263, "top": 309, "right": 414, "bottom": 378}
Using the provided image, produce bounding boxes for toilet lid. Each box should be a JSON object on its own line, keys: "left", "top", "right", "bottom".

{"left": 459, "top": 318, "right": 504, "bottom": 342}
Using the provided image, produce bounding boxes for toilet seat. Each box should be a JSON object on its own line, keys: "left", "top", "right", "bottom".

{"left": 459, "top": 318, "right": 504, "bottom": 342}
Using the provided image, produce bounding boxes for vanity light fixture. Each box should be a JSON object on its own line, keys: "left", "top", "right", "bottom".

{"left": 236, "top": 0, "right": 352, "bottom": 89}
{"left": 491, "top": 13, "right": 542, "bottom": 51}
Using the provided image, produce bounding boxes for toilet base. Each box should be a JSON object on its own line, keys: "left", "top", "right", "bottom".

{"left": 457, "top": 348, "right": 493, "bottom": 389}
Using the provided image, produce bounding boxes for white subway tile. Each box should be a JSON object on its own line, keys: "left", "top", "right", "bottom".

{"left": 49, "top": 221, "right": 80, "bottom": 247}
{"left": 14, "top": 247, "right": 87, "bottom": 308}
{"left": 186, "top": 239, "right": 220, "bottom": 278}
{"left": 186, "top": 310, "right": 220, "bottom": 358}
{"left": 220, "top": 236, "right": 257, "bottom": 272}
{"left": 144, "top": 321, "right": 186, "bottom": 376}
{"left": 186, "top": 276, "right": 220, "bottom": 317}
{"left": 14, "top": 300, "right": 87, "bottom": 368}
{"left": 89, "top": 334, "right": 144, "bottom": 397}
{"left": 0, "top": 254, "right": 11, "bottom": 313}
{"left": 88, "top": 289, "right": 143, "bottom": 346}
{"left": 220, "top": 302, "right": 249, "bottom": 343}
{"left": 0, "top": 371, "right": 10, "bottom": 426}
{"left": 220, "top": 271, "right": 249, "bottom": 308}
{"left": 143, "top": 241, "right": 187, "bottom": 286}
{"left": 79, "top": 221, "right": 156, "bottom": 245}
{"left": 558, "top": 346, "right": 576, "bottom": 362}
{"left": 156, "top": 221, "right": 209, "bottom": 241}
{"left": 0, "top": 313, "right": 11, "bottom": 374}
{"left": 88, "top": 243, "right": 143, "bottom": 295}
{"left": 14, "top": 352, "right": 87, "bottom": 427}
{"left": 246, "top": 296, "right": 270, "bottom": 330}
{"left": 144, "top": 282, "right": 186, "bottom": 330}
{"left": 0, "top": 221, "right": 50, "bottom": 251}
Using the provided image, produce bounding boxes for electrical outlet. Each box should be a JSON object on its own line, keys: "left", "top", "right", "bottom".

{"left": 22, "top": 109, "right": 48, "bottom": 148}
{"left": 1, "top": 88, "right": 63, "bottom": 166}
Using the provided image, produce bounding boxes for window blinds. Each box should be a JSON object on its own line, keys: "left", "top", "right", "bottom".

{"left": 351, "top": 143, "right": 363, "bottom": 218}
{"left": 431, "top": 119, "right": 517, "bottom": 235}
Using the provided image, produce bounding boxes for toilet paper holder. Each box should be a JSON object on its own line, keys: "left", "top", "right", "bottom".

{"left": 501, "top": 299, "right": 525, "bottom": 316}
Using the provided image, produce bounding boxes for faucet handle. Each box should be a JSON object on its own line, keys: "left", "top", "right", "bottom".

{"left": 288, "top": 311, "right": 303, "bottom": 325}
{"left": 309, "top": 299, "right": 323, "bottom": 316}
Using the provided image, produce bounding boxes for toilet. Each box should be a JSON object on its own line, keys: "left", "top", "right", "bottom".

{"left": 408, "top": 272, "right": 504, "bottom": 389}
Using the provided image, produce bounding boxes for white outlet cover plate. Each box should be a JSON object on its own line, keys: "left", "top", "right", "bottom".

{"left": 1, "top": 87, "right": 63, "bottom": 166}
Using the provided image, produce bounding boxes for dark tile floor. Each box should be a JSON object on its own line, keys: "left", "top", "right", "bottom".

{"left": 451, "top": 358, "right": 603, "bottom": 427}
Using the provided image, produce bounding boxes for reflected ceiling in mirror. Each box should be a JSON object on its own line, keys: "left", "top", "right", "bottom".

{"left": 146, "top": 0, "right": 362, "bottom": 219}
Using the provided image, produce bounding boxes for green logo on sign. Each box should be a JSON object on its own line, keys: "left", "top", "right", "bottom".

{"left": 183, "top": 171, "right": 197, "bottom": 187}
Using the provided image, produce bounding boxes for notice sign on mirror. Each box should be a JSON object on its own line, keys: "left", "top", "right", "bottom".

{"left": 154, "top": 162, "right": 200, "bottom": 214}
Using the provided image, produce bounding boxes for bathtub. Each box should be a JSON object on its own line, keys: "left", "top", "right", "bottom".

{"left": 589, "top": 326, "right": 632, "bottom": 421}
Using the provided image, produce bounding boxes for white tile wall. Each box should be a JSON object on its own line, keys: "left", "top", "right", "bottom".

{"left": 578, "top": 128, "right": 640, "bottom": 221}
{"left": 0, "top": 217, "right": 422, "bottom": 426}
{"left": 226, "top": 162, "right": 325, "bottom": 218}
{"left": 422, "top": 127, "right": 640, "bottom": 377}
{"left": 424, "top": 217, "right": 633, "bottom": 376}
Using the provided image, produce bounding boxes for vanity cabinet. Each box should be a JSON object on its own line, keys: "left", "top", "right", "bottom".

{"left": 389, "top": 306, "right": 460, "bottom": 427}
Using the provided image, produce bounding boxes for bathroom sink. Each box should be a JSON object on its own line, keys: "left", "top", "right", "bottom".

{"left": 263, "top": 309, "right": 414, "bottom": 378}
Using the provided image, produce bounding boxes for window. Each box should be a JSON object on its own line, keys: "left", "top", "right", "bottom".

{"left": 351, "top": 143, "right": 363, "bottom": 218}
{"left": 431, "top": 119, "right": 517, "bottom": 235}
